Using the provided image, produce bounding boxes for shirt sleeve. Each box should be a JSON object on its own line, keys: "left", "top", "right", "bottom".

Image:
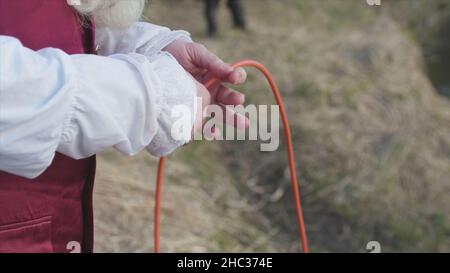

{"left": 95, "top": 21, "right": 193, "bottom": 57}
{"left": 0, "top": 35, "right": 196, "bottom": 179}
{"left": 96, "top": 22, "right": 197, "bottom": 157}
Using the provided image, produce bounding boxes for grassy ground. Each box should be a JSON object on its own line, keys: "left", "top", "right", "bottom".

{"left": 93, "top": 0, "right": 450, "bottom": 252}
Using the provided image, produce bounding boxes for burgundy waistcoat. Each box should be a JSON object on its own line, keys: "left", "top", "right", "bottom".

{"left": 0, "top": 0, "right": 96, "bottom": 253}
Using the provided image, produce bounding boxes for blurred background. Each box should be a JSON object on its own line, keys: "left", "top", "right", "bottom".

{"left": 93, "top": 0, "right": 450, "bottom": 252}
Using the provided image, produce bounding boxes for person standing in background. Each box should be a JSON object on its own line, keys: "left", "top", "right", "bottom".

{"left": 205, "top": 0, "right": 247, "bottom": 37}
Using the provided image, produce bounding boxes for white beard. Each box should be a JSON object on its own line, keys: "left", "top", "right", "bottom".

{"left": 73, "top": 0, "right": 146, "bottom": 29}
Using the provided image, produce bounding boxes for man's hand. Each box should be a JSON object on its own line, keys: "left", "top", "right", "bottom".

{"left": 164, "top": 40, "right": 249, "bottom": 137}
{"left": 164, "top": 40, "right": 247, "bottom": 84}
{"left": 192, "top": 76, "right": 248, "bottom": 138}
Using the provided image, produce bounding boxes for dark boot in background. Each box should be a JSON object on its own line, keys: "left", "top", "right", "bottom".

{"left": 205, "top": 0, "right": 220, "bottom": 37}
{"left": 228, "top": 0, "right": 247, "bottom": 30}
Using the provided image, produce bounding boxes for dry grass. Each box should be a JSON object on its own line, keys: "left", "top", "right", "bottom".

{"left": 93, "top": 0, "right": 450, "bottom": 252}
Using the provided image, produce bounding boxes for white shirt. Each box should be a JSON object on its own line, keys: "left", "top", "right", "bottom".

{"left": 0, "top": 22, "right": 197, "bottom": 179}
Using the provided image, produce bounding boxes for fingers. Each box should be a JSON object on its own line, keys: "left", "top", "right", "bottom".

{"left": 188, "top": 43, "right": 233, "bottom": 79}
{"left": 188, "top": 43, "right": 247, "bottom": 85}
{"left": 217, "top": 103, "right": 249, "bottom": 129}
{"left": 227, "top": 67, "right": 247, "bottom": 85}
{"left": 213, "top": 85, "right": 246, "bottom": 106}
{"left": 191, "top": 79, "right": 249, "bottom": 140}
{"left": 192, "top": 103, "right": 249, "bottom": 139}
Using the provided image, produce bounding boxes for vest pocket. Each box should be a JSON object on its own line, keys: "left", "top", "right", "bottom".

{"left": 0, "top": 216, "right": 53, "bottom": 253}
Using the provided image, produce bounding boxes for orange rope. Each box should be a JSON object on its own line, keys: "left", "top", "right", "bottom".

{"left": 154, "top": 156, "right": 166, "bottom": 253}
{"left": 154, "top": 60, "right": 309, "bottom": 253}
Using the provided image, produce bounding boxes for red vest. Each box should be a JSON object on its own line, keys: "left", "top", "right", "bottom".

{"left": 0, "top": 0, "right": 96, "bottom": 253}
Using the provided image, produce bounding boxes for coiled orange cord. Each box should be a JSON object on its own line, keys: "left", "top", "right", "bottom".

{"left": 154, "top": 60, "right": 309, "bottom": 253}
